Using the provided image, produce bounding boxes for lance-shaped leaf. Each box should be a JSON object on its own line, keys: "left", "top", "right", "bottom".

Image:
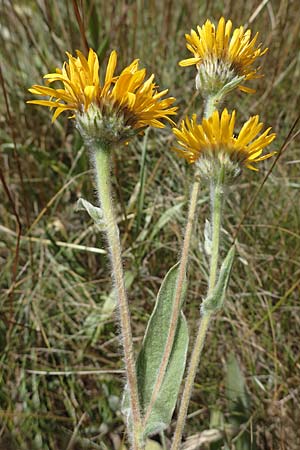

{"left": 136, "top": 263, "right": 189, "bottom": 437}
{"left": 218, "top": 75, "right": 245, "bottom": 97}
{"left": 76, "top": 197, "right": 103, "bottom": 225}
{"left": 202, "top": 245, "right": 235, "bottom": 314}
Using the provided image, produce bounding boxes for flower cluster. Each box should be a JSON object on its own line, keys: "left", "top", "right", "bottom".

{"left": 28, "top": 49, "right": 177, "bottom": 145}
{"left": 173, "top": 109, "right": 276, "bottom": 179}
{"left": 173, "top": 17, "right": 276, "bottom": 179}
{"left": 28, "top": 18, "right": 276, "bottom": 177}
{"left": 179, "top": 17, "right": 267, "bottom": 95}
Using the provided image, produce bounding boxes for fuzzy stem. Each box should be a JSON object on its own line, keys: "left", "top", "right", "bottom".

{"left": 171, "top": 312, "right": 211, "bottom": 450}
{"left": 171, "top": 96, "right": 224, "bottom": 449}
{"left": 143, "top": 179, "right": 200, "bottom": 425}
{"left": 204, "top": 94, "right": 218, "bottom": 118}
{"left": 207, "top": 168, "right": 225, "bottom": 294}
{"left": 93, "top": 145, "right": 143, "bottom": 449}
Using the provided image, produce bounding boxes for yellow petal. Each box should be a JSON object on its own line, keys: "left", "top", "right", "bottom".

{"left": 179, "top": 57, "right": 201, "bottom": 67}
{"left": 105, "top": 50, "right": 117, "bottom": 84}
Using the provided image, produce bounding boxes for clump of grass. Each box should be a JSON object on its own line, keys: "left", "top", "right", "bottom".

{"left": 0, "top": 1, "right": 300, "bottom": 449}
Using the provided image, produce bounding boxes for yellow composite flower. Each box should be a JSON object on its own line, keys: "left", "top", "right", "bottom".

{"left": 172, "top": 109, "right": 276, "bottom": 173}
{"left": 27, "top": 48, "right": 177, "bottom": 130}
{"left": 179, "top": 17, "right": 268, "bottom": 93}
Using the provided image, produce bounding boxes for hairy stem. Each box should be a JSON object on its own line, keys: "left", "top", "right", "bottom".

{"left": 171, "top": 312, "right": 211, "bottom": 449}
{"left": 93, "top": 146, "right": 143, "bottom": 449}
{"left": 171, "top": 167, "right": 224, "bottom": 449}
{"left": 171, "top": 96, "right": 224, "bottom": 449}
{"left": 143, "top": 179, "right": 200, "bottom": 425}
{"left": 207, "top": 168, "right": 225, "bottom": 294}
{"left": 204, "top": 93, "right": 219, "bottom": 118}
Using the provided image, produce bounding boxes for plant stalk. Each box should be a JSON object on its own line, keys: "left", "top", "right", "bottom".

{"left": 171, "top": 312, "right": 211, "bottom": 449}
{"left": 143, "top": 179, "right": 200, "bottom": 425}
{"left": 93, "top": 145, "right": 143, "bottom": 449}
{"left": 171, "top": 95, "right": 224, "bottom": 449}
{"left": 207, "top": 168, "right": 225, "bottom": 294}
{"left": 171, "top": 166, "right": 224, "bottom": 450}
{"left": 204, "top": 93, "right": 218, "bottom": 118}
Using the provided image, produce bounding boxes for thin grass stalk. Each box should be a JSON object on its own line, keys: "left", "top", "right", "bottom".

{"left": 93, "top": 145, "right": 143, "bottom": 449}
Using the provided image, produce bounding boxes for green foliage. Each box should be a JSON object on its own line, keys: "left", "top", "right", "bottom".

{"left": 145, "top": 440, "right": 163, "bottom": 450}
{"left": 76, "top": 197, "right": 103, "bottom": 225}
{"left": 136, "top": 263, "right": 188, "bottom": 437}
{"left": 225, "top": 353, "right": 249, "bottom": 412}
{"left": 202, "top": 245, "right": 235, "bottom": 313}
{"left": 205, "top": 354, "right": 253, "bottom": 450}
{"left": 225, "top": 353, "right": 253, "bottom": 450}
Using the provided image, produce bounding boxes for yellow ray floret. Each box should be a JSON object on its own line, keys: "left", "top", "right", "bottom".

{"left": 172, "top": 109, "right": 276, "bottom": 171}
{"left": 179, "top": 17, "right": 268, "bottom": 93}
{"left": 27, "top": 48, "right": 177, "bottom": 128}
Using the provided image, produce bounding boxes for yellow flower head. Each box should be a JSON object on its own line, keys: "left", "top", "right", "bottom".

{"left": 28, "top": 49, "right": 177, "bottom": 144}
{"left": 179, "top": 17, "right": 268, "bottom": 94}
{"left": 172, "top": 109, "right": 276, "bottom": 178}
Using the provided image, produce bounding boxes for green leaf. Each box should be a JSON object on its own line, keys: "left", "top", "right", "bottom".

{"left": 145, "top": 440, "right": 163, "bottom": 450}
{"left": 148, "top": 203, "right": 184, "bottom": 242}
{"left": 225, "top": 353, "right": 249, "bottom": 412}
{"left": 209, "top": 408, "right": 225, "bottom": 429}
{"left": 120, "top": 440, "right": 163, "bottom": 450}
{"left": 217, "top": 75, "right": 245, "bottom": 98}
{"left": 202, "top": 245, "right": 235, "bottom": 313}
{"left": 76, "top": 198, "right": 103, "bottom": 225}
{"left": 87, "top": 1, "right": 99, "bottom": 49}
{"left": 136, "top": 263, "right": 189, "bottom": 437}
{"left": 84, "top": 271, "right": 135, "bottom": 344}
{"left": 225, "top": 353, "right": 252, "bottom": 450}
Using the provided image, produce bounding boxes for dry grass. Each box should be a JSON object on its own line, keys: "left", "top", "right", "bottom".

{"left": 0, "top": 1, "right": 300, "bottom": 449}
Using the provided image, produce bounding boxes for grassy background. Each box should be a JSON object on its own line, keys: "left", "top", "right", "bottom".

{"left": 1, "top": 0, "right": 300, "bottom": 449}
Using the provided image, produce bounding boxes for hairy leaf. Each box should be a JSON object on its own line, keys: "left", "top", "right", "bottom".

{"left": 76, "top": 197, "right": 103, "bottom": 224}
{"left": 202, "top": 245, "right": 235, "bottom": 313}
{"left": 136, "top": 263, "right": 189, "bottom": 437}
